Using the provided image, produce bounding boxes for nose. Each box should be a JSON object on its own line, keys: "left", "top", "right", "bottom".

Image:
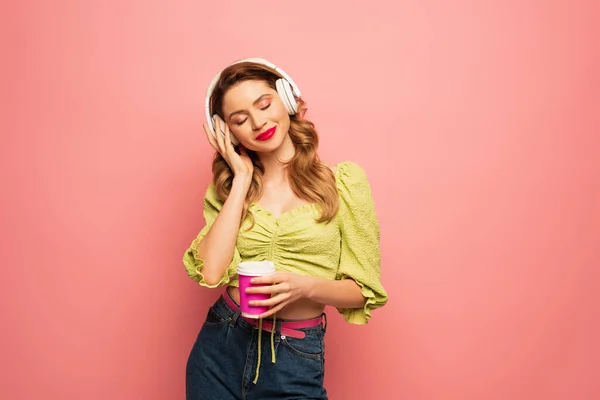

{"left": 250, "top": 113, "right": 267, "bottom": 131}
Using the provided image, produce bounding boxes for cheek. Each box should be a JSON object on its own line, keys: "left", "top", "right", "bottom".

{"left": 273, "top": 100, "right": 290, "bottom": 118}
{"left": 268, "top": 103, "right": 290, "bottom": 127}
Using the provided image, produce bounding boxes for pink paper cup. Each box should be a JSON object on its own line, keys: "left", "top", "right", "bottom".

{"left": 237, "top": 261, "right": 276, "bottom": 318}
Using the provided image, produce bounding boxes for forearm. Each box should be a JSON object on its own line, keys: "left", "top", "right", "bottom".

{"left": 196, "top": 176, "right": 249, "bottom": 285}
{"left": 307, "top": 276, "right": 366, "bottom": 309}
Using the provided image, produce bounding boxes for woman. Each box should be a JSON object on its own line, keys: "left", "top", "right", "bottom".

{"left": 183, "top": 58, "right": 388, "bottom": 400}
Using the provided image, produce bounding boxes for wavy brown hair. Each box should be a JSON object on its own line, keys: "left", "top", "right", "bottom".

{"left": 209, "top": 61, "right": 338, "bottom": 224}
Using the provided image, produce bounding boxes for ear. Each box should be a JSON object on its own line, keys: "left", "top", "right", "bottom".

{"left": 296, "top": 98, "right": 308, "bottom": 119}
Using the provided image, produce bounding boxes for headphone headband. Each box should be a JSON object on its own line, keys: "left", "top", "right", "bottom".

{"left": 204, "top": 58, "right": 302, "bottom": 135}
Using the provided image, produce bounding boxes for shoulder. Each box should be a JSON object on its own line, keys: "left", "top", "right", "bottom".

{"left": 328, "top": 161, "right": 375, "bottom": 209}
{"left": 332, "top": 161, "right": 371, "bottom": 190}
{"left": 203, "top": 182, "right": 223, "bottom": 210}
{"left": 332, "top": 161, "right": 378, "bottom": 218}
{"left": 203, "top": 182, "right": 217, "bottom": 198}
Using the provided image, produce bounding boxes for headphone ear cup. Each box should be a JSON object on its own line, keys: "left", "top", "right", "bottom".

{"left": 212, "top": 114, "right": 239, "bottom": 146}
{"left": 276, "top": 78, "right": 298, "bottom": 115}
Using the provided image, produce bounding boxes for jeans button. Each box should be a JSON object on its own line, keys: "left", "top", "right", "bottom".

{"left": 281, "top": 335, "right": 286, "bottom": 339}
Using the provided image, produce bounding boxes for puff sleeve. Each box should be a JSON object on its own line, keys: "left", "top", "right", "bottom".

{"left": 182, "top": 184, "right": 241, "bottom": 288}
{"left": 335, "top": 162, "right": 388, "bottom": 324}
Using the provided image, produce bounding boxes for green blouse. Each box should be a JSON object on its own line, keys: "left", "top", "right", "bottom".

{"left": 183, "top": 161, "right": 388, "bottom": 324}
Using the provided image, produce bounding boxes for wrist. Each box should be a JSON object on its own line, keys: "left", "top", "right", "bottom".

{"left": 302, "top": 275, "right": 319, "bottom": 300}
{"left": 231, "top": 175, "right": 251, "bottom": 196}
{"left": 223, "top": 177, "right": 250, "bottom": 213}
{"left": 232, "top": 174, "right": 252, "bottom": 191}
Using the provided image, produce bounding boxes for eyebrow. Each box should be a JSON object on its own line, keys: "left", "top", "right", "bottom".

{"left": 227, "top": 94, "right": 271, "bottom": 120}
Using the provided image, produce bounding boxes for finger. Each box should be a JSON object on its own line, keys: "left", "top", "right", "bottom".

{"left": 258, "top": 299, "right": 290, "bottom": 319}
{"left": 247, "top": 276, "right": 276, "bottom": 287}
{"left": 223, "top": 122, "right": 236, "bottom": 154}
{"left": 251, "top": 291, "right": 291, "bottom": 307}
{"left": 213, "top": 117, "right": 226, "bottom": 154}
{"left": 202, "top": 123, "right": 219, "bottom": 151}
{"left": 246, "top": 282, "right": 287, "bottom": 295}
{"left": 251, "top": 272, "right": 286, "bottom": 285}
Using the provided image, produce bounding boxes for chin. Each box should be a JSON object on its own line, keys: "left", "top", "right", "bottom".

{"left": 252, "top": 142, "right": 282, "bottom": 154}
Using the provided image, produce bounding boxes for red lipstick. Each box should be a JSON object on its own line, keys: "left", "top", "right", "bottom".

{"left": 256, "top": 127, "right": 276, "bottom": 141}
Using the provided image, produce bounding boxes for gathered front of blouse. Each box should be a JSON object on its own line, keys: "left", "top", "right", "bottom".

{"left": 183, "top": 161, "right": 388, "bottom": 324}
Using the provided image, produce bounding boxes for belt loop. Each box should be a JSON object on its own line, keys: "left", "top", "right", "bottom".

{"left": 275, "top": 318, "right": 283, "bottom": 338}
{"left": 321, "top": 313, "right": 328, "bottom": 333}
{"left": 230, "top": 308, "right": 241, "bottom": 327}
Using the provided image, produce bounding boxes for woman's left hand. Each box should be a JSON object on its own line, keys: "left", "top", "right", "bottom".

{"left": 246, "top": 272, "right": 315, "bottom": 318}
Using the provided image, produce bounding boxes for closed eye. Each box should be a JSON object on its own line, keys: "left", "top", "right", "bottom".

{"left": 234, "top": 103, "right": 270, "bottom": 125}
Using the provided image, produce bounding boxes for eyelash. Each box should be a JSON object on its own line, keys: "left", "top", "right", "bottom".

{"left": 235, "top": 103, "right": 271, "bottom": 126}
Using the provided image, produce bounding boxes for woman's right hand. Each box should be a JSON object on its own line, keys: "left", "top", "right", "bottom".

{"left": 203, "top": 117, "right": 254, "bottom": 183}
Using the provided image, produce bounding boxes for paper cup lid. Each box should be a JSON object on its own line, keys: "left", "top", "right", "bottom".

{"left": 237, "top": 260, "right": 276, "bottom": 276}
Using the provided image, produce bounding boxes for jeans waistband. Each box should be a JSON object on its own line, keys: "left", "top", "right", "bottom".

{"left": 222, "top": 288, "right": 326, "bottom": 340}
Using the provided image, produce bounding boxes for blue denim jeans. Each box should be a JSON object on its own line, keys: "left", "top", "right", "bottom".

{"left": 186, "top": 291, "right": 328, "bottom": 400}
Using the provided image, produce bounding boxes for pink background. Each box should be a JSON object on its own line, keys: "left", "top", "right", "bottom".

{"left": 2, "top": 1, "right": 599, "bottom": 399}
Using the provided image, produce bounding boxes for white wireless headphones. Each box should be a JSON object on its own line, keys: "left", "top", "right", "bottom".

{"left": 204, "top": 57, "right": 302, "bottom": 145}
